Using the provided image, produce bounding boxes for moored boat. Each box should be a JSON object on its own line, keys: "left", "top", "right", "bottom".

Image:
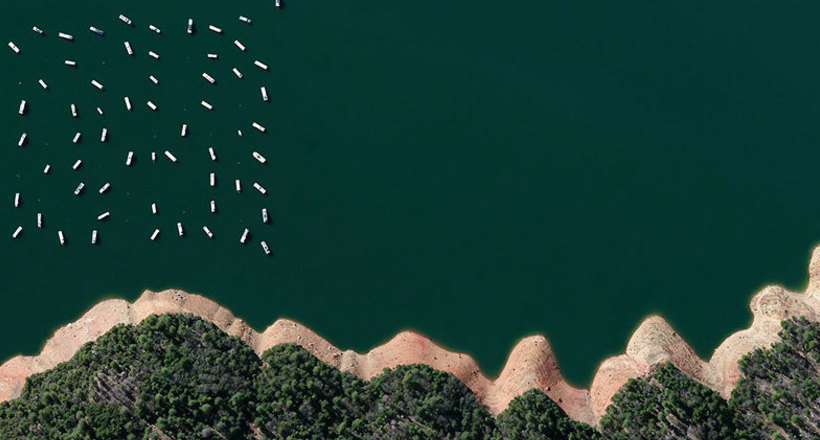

{"left": 58, "top": 230, "right": 65, "bottom": 245}
{"left": 74, "top": 182, "right": 85, "bottom": 195}
{"left": 89, "top": 26, "right": 104, "bottom": 36}
{"left": 240, "top": 228, "right": 249, "bottom": 244}
{"left": 187, "top": 18, "right": 195, "bottom": 34}
{"left": 150, "top": 229, "right": 160, "bottom": 241}
{"left": 164, "top": 150, "right": 178, "bottom": 162}
{"left": 252, "top": 151, "right": 267, "bottom": 163}
{"left": 261, "top": 240, "right": 271, "bottom": 255}
{"left": 97, "top": 211, "right": 110, "bottom": 221}
{"left": 12, "top": 226, "right": 22, "bottom": 239}
{"left": 119, "top": 14, "right": 133, "bottom": 26}
{"left": 203, "top": 226, "right": 214, "bottom": 238}
{"left": 253, "top": 182, "right": 267, "bottom": 194}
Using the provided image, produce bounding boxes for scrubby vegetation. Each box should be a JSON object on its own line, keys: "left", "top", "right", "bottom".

{"left": 0, "top": 313, "right": 819, "bottom": 439}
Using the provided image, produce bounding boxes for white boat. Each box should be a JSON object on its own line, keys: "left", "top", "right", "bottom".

{"left": 149, "top": 24, "right": 161, "bottom": 34}
{"left": 100, "top": 128, "right": 108, "bottom": 142}
{"left": 7, "top": 42, "right": 20, "bottom": 54}
{"left": 43, "top": 164, "right": 51, "bottom": 174}
{"left": 58, "top": 230, "right": 65, "bottom": 245}
{"left": 260, "top": 87, "right": 269, "bottom": 102}
{"left": 209, "top": 172, "right": 216, "bottom": 187}
{"left": 91, "top": 79, "right": 104, "bottom": 90}
{"left": 124, "top": 41, "right": 133, "bottom": 55}
{"left": 237, "top": 129, "right": 243, "bottom": 136}
{"left": 164, "top": 150, "right": 178, "bottom": 162}
{"left": 97, "top": 211, "right": 110, "bottom": 221}
{"left": 124, "top": 96, "right": 132, "bottom": 110}
{"left": 147, "top": 100, "right": 157, "bottom": 111}
{"left": 234, "top": 40, "right": 246, "bottom": 51}
{"left": 254, "top": 60, "right": 268, "bottom": 70}
{"left": 235, "top": 179, "right": 242, "bottom": 192}
{"left": 126, "top": 151, "right": 134, "bottom": 166}
{"left": 150, "top": 229, "right": 160, "bottom": 241}
{"left": 276, "top": 0, "right": 283, "bottom": 8}
{"left": 240, "top": 228, "right": 249, "bottom": 244}
{"left": 151, "top": 152, "right": 157, "bottom": 162}
{"left": 253, "top": 152, "right": 267, "bottom": 163}
{"left": 32, "top": 27, "right": 44, "bottom": 35}
{"left": 151, "top": 203, "right": 158, "bottom": 214}
{"left": 18, "top": 133, "right": 27, "bottom": 147}
{"left": 208, "top": 147, "right": 217, "bottom": 161}
{"left": 12, "top": 226, "right": 22, "bottom": 239}
{"left": 64, "top": 60, "right": 77, "bottom": 67}
{"left": 18, "top": 100, "right": 26, "bottom": 115}
{"left": 202, "top": 72, "right": 215, "bottom": 84}
{"left": 252, "top": 122, "right": 266, "bottom": 133}
{"left": 187, "top": 18, "right": 194, "bottom": 34}
{"left": 149, "top": 75, "right": 159, "bottom": 84}
{"left": 14, "top": 193, "right": 20, "bottom": 207}
{"left": 201, "top": 100, "right": 213, "bottom": 110}
{"left": 202, "top": 226, "right": 214, "bottom": 238}
{"left": 262, "top": 208, "right": 269, "bottom": 223}
{"left": 70, "top": 103, "right": 77, "bottom": 117}
{"left": 177, "top": 222, "right": 184, "bottom": 236}
{"left": 72, "top": 159, "right": 82, "bottom": 170}
{"left": 239, "top": 15, "right": 252, "bottom": 24}
{"left": 210, "top": 200, "right": 217, "bottom": 213}
{"left": 181, "top": 123, "right": 188, "bottom": 137}
{"left": 261, "top": 240, "right": 271, "bottom": 255}
{"left": 37, "top": 213, "right": 42, "bottom": 228}
{"left": 38, "top": 79, "right": 48, "bottom": 89}
{"left": 208, "top": 25, "right": 222, "bottom": 34}
{"left": 148, "top": 50, "right": 159, "bottom": 59}
{"left": 89, "top": 26, "right": 104, "bottom": 36}
{"left": 98, "top": 182, "right": 110, "bottom": 194}
{"left": 253, "top": 182, "right": 267, "bottom": 194}
{"left": 232, "top": 67, "right": 243, "bottom": 79}
{"left": 119, "top": 14, "right": 133, "bottom": 26}
{"left": 74, "top": 182, "right": 85, "bottom": 195}
{"left": 96, "top": 107, "right": 104, "bottom": 115}
{"left": 207, "top": 53, "right": 218, "bottom": 59}
{"left": 91, "top": 230, "right": 98, "bottom": 245}
{"left": 58, "top": 32, "right": 74, "bottom": 41}
{"left": 72, "top": 132, "right": 81, "bottom": 144}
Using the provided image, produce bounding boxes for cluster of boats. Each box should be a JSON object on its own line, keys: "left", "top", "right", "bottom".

{"left": 8, "top": 10, "right": 283, "bottom": 257}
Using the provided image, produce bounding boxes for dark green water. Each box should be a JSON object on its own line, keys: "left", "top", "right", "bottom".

{"left": 1, "top": 0, "right": 819, "bottom": 385}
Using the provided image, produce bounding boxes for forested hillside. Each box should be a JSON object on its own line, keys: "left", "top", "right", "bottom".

{"left": 0, "top": 313, "right": 818, "bottom": 439}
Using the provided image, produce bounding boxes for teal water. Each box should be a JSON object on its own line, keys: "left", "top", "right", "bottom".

{"left": 1, "top": 0, "right": 819, "bottom": 385}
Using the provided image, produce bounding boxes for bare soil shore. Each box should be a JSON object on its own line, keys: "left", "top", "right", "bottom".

{"left": 2, "top": 246, "right": 820, "bottom": 426}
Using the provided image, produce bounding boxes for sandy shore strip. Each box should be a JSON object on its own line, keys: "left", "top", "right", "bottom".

{"left": 2, "top": 245, "right": 820, "bottom": 425}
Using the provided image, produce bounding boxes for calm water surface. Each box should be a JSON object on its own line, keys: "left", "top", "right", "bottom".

{"left": 1, "top": 1, "right": 819, "bottom": 385}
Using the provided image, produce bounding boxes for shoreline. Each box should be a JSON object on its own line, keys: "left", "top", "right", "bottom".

{"left": 1, "top": 246, "right": 819, "bottom": 425}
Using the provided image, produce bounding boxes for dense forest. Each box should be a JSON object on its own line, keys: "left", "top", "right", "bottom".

{"left": 0, "top": 313, "right": 818, "bottom": 439}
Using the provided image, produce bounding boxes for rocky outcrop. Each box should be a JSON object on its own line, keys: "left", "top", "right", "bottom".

{"left": 2, "top": 246, "right": 820, "bottom": 426}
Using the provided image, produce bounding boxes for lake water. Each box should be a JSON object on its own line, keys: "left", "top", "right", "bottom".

{"left": 1, "top": 0, "right": 819, "bottom": 386}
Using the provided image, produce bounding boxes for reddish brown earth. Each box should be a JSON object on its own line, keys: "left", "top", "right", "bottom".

{"left": 2, "top": 246, "right": 820, "bottom": 426}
